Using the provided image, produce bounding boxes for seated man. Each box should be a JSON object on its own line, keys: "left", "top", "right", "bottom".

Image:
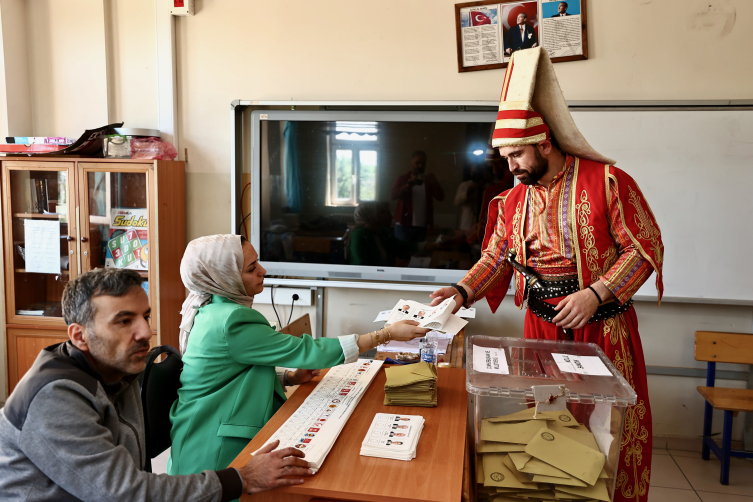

{"left": 0, "top": 268, "right": 312, "bottom": 501}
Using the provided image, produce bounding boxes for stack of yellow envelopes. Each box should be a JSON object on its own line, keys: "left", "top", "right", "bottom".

{"left": 477, "top": 408, "right": 611, "bottom": 502}
{"left": 383, "top": 361, "right": 437, "bottom": 407}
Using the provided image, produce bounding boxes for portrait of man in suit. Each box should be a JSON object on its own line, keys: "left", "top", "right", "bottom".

{"left": 551, "top": 2, "right": 570, "bottom": 17}
{"left": 504, "top": 12, "right": 538, "bottom": 55}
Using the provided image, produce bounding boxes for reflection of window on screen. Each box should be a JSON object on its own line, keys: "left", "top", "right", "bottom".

{"left": 328, "top": 122, "right": 378, "bottom": 207}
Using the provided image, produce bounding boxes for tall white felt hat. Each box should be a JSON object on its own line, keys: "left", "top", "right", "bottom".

{"left": 492, "top": 47, "right": 615, "bottom": 165}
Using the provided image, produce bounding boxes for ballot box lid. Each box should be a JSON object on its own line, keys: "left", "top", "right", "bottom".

{"left": 466, "top": 335, "right": 637, "bottom": 406}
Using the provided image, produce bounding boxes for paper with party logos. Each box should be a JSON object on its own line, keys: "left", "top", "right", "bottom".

{"left": 254, "top": 359, "right": 383, "bottom": 472}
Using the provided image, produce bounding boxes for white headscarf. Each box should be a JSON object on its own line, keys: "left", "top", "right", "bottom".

{"left": 178, "top": 234, "right": 255, "bottom": 354}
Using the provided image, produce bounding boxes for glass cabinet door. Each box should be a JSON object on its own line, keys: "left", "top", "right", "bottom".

{"left": 79, "top": 165, "right": 154, "bottom": 328}
{"left": 3, "top": 163, "right": 77, "bottom": 324}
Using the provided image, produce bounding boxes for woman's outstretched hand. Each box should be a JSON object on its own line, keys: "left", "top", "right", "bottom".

{"left": 288, "top": 369, "right": 322, "bottom": 386}
{"left": 388, "top": 320, "right": 430, "bottom": 341}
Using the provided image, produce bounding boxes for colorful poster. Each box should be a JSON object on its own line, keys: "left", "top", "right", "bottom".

{"left": 105, "top": 208, "right": 149, "bottom": 270}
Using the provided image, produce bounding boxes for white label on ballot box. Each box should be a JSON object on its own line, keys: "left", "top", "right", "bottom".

{"left": 472, "top": 345, "right": 509, "bottom": 374}
{"left": 552, "top": 353, "right": 612, "bottom": 376}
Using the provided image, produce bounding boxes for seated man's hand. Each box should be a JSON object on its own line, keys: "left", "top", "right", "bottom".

{"left": 238, "top": 440, "right": 313, "bottom": 494}
{"left": 389, "top": 320, "right": 430, "bottom": 341}
{"left": 288, "top": 369, "right": 321, "bottom": 386}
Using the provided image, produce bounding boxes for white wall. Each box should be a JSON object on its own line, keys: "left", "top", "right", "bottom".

{"left": 1, "top": 0, "right": 752, "bottom": 439}
{"left": 26, "top": 0, "right": 108, "bottom": 137}
{"left": 104, "top": 0, "right": 159, "bottom": 129}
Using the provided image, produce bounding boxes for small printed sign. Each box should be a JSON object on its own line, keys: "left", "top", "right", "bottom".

{"left": 473, "top": 345, "right": 509, "bottom": 374}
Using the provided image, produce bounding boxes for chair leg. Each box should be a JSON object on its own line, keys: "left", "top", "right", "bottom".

{"left": 702, "top": 401, "right": 713, "bottom": 460}
{"left": 720, "top": 410, "right": 733, "bottom": 485}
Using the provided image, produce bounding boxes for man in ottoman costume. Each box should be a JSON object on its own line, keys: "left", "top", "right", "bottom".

{"left": 431, "top": 47, "right": 663, "bottom": 502}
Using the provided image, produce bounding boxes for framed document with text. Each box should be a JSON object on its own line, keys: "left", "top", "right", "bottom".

{"left": 455, "top": 0, "right": 588, "bottom": 72}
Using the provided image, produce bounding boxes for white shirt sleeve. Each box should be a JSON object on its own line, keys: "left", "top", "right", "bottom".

{"left": 338, "top": 334, "right": 361, "bottom": 364}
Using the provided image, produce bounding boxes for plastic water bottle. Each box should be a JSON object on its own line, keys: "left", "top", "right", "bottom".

{"left": 421, "top": 332, "right": 438, "bottom": 365}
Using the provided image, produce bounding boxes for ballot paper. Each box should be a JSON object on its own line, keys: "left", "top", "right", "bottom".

{"left": 360, "top": 413, "right": 425, "bottom": 461}
{"left": 551, "top": 353, "right": 612, "bottom": 376}
{"left": 255, "top": 359, "right": 383, "bottom": 473}
{"left": 383, "top": 297, "right": 467, "bottom": 335}
{"left": 376, "top": 331, "right": 451, "bottom": 355}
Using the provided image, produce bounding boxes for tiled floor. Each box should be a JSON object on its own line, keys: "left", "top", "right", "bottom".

{"left": 650, "top": 444, "right": 753, "bottom": 501}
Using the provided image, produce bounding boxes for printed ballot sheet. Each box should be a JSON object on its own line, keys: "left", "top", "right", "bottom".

{"left": 384, "top": 297, "right": 467, "bottom": 335}
{"left": 360, "top": 413, "right": 425, "bottom": 461}
{"left": 255, "top": 360, "right": 384, "bottom": 472}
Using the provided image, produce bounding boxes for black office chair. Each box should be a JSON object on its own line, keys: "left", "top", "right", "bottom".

{"left": 140, "top": 345, "right": 182, "bottom": 472}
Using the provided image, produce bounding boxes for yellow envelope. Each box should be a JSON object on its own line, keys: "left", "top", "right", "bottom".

{"left": 547, "top": 422, "right": 600, "bottom": 451}
{"left": 518, "top": 456, "right": 570, "bottom": 479}
{"left": 531, "top": 473, "right": 587, "bottom": 487}
{"left": 481, "top": 420, "right": 549, "bottom": 444}
{"left": 556, "top": 478, "right": 610, "bottom": 501}
{"left": 477, "top": 454, "right": 485, "bottom": 483}
{"left": 553, "top": 491, "right": 591, "bottom": 500}
{"left": 479, "top": 440, "right": 527, "bottom": 453}
{"left": 491, "top": 496, "right": 528, "bottom": 502}
{"left": 501, "top": 454, "right": 535, "bottom": 485}
{"left": 541, "top": 409, "right": 579, "bottom": 428}
{"left": 487, "top": 407, "right": 549, "bottom": 423}
{"left": 483, "top": 453, "right": 539, "bottom": 490}
{"left": 525, "top": 428, "right": 606, "bottom": 486}
{"left": 508, "top": 451, "right": 532, "bottom": 470}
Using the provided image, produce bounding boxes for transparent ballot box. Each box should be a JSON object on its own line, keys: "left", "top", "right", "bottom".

{"left": 467, "top": 335, "right": 637, "bottom": 502}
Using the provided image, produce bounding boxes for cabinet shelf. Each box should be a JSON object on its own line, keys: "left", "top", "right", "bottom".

{"left": 13, "top": 213, "right": 67, "bottom": 219}
{"left": 15, "top": 268, "right": 69, "bottom": 275}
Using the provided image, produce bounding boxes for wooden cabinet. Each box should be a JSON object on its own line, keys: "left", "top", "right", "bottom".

{"left": 2, "top": 158, "right": 185, "bottom": 394}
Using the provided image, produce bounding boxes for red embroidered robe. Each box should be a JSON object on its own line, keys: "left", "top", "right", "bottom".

{"left": 463, "top": 156, "right": 664, "bottom": 502}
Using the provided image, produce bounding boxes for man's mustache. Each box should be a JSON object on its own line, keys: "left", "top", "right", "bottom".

{"left": 130, "top": 342, "right": 151, "bottom": 355}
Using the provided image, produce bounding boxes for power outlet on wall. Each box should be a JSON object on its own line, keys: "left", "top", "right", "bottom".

{"left": 255, "top": 288, "right": 313, "bottom": 307}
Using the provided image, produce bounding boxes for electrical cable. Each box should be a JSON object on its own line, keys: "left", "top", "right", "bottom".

{"left": 287, "top": 294, "right": 299, "bottom": 326}
{"left": 270, "top": 285, "right": 282, "bottom": 329}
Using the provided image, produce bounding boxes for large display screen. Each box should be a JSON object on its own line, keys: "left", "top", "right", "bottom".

{"left": 255, "top": 114, "right": 512, "bottom": 281}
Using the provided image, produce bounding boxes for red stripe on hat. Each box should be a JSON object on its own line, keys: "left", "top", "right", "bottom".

{"left": 501, "top": 58, "right": 514, "bottom": 101}
{"left": 493, "top": 123, "right": 550, "bottom": 140}
{"left": 496, "top": 110, "right": 544, "bottom": 121}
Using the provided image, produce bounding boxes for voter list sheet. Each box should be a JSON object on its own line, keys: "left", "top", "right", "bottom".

{"left": 255, "top": 359, "right": 384, "bottom": 472}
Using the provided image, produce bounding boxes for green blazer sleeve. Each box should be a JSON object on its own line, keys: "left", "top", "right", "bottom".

{"left": 224, "top": 307, "right": 345, "bottom": 368}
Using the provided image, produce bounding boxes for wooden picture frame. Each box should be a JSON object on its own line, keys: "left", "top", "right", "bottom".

{"left": 455, "top": 0, "right": 588, "bottom": 73}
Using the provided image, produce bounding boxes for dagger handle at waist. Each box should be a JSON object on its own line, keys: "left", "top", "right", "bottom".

{"left": 505, "top": 249, "right": 545, "bottom": 290}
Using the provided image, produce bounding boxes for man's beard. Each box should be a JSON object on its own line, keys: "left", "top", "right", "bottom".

{"left": 87, "top": 327, "right": 150, "bottom": 377}
{"left": 513, "top": 148, "right": 548, "bottom": 185}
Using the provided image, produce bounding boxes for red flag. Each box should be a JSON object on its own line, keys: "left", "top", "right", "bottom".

{"left": 470, "top": 11, "right": 492, "bottom": 26}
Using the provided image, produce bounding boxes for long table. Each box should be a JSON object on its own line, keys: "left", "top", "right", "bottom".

{"left": 229, "top": 366, "right": 469, "bottom": 502}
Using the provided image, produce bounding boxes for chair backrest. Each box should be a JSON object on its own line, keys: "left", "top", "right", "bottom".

{"left": 280, "top": 313, "right": 311, "bottom": 338}
{"left": 140, "top": 345, "right": 182, "bottom": 459}
{"left": 695, "top": 331, "right": 753, "bottom": 365}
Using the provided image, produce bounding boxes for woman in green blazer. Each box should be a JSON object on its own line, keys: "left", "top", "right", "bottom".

{"left": 168, "top": 234, "right": 428, "bottom": 477}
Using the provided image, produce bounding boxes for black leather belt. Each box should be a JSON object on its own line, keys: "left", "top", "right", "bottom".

{"left": 505, "top": 250, "right": 632, "bottom": 340}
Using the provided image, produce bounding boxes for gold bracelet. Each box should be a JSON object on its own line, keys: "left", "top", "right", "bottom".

{"left": 381, "top": 328, "right": 391, "bottom": 346}
{"left": 374, "top": 330, "right": 381, "bottom": 346}
{"left": 385, "top": 327, "right": 392, "bottom": 343}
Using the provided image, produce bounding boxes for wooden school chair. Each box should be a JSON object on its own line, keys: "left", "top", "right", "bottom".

{"left": 695, "top": 331, "right": 753, "bottom": 485}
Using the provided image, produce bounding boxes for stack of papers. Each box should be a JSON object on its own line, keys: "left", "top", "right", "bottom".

{"left": 360, "top": 413, "right": 425, "bottom": 461}
{"left": 384, "top": 361, "right": 437, "bottom": 407}
{"left": 477, "top": 408, "right": 610, "bottom": 502}
{"left": 253, "top": 360, "right": 383, "bottom": 473}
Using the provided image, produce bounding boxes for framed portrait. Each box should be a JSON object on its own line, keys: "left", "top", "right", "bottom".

{"left": 455, "top": 0, "right": 588, "bottom": 73}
